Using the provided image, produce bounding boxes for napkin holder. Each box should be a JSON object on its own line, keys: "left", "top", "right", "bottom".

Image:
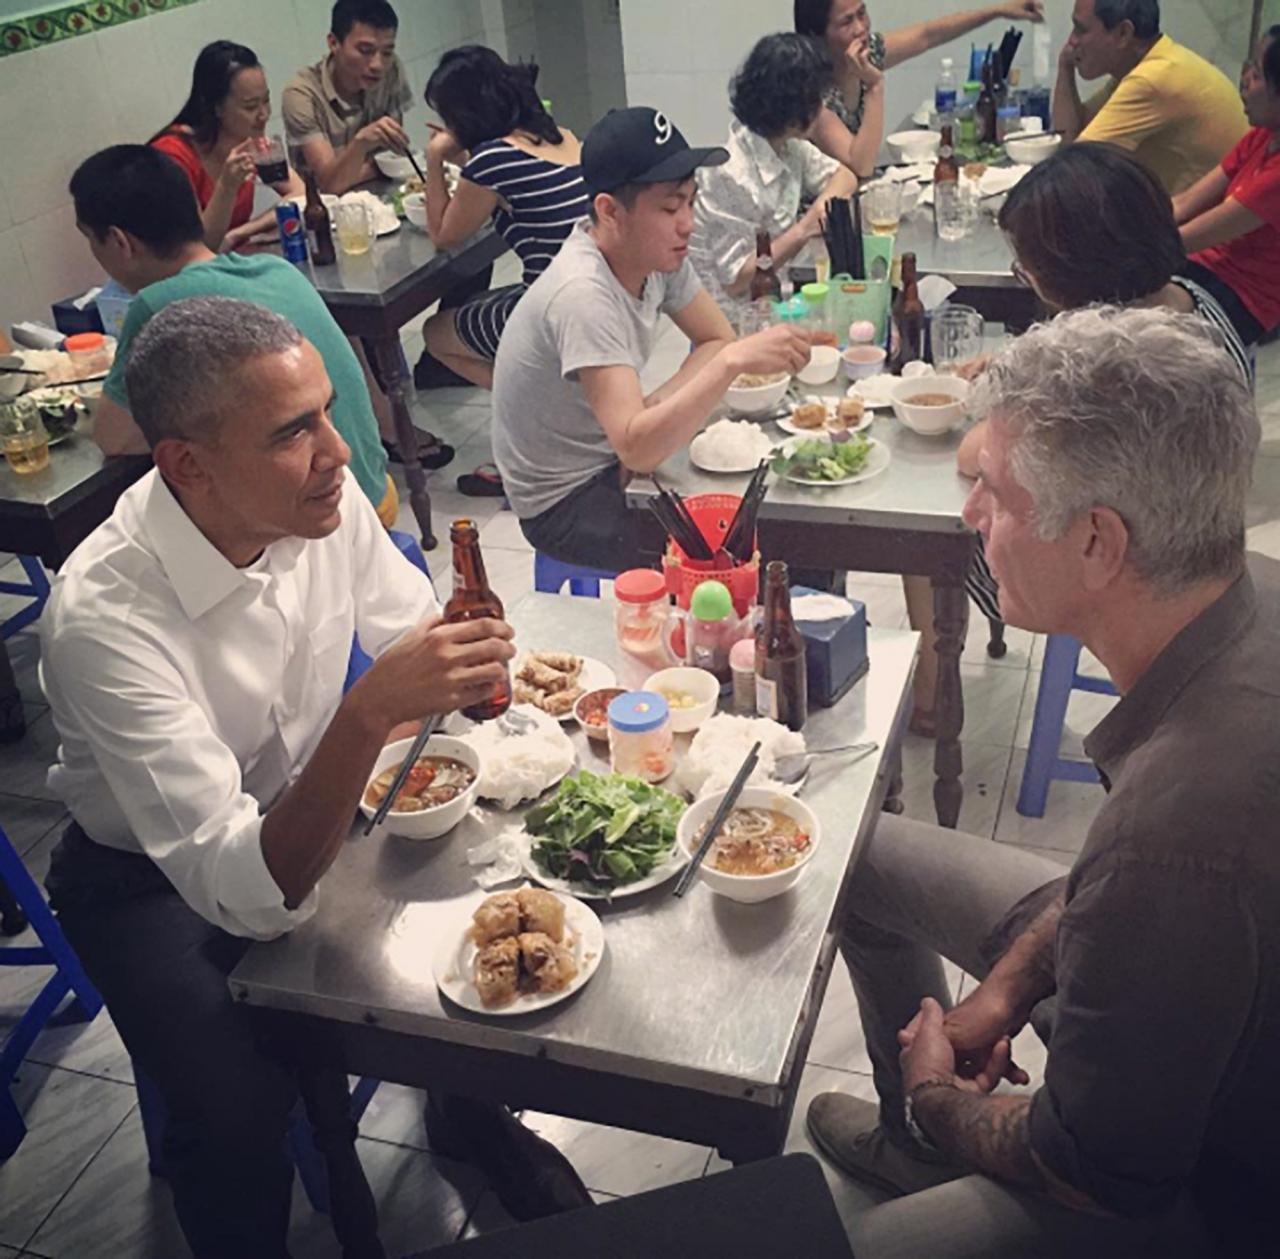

{"left": 791, "top": 586, "right": 869, "bottom": 708}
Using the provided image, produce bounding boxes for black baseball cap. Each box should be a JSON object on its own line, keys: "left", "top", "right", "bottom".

{"left": 581, "top": 107, "right": 728, "bottom": 197}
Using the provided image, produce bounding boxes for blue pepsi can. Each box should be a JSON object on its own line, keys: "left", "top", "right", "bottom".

{"left": 275, "top": 202, "right": 308, "bottom": 264}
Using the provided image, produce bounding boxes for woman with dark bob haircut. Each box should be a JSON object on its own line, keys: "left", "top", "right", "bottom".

{"left": 689, "top": 33, "right": 856, "bottom": 324}
{"left": 795, "top": 0, "right": 1044, "bottom": 178}
{"left": 418, "top": 47, "right": 587, "bottom": 394}
{"left": 950, "top": 142, "right": 1251, "bottom": 655}
{"left": 152, "top": 40, "right": 303, "bottom": 252}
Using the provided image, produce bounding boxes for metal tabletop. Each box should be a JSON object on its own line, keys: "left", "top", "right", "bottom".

{"left": 231, "top": 593, "right": 917, "bottom": 1160}
{"left": 895, "top": 202, "right": 1016, "bottom": 290}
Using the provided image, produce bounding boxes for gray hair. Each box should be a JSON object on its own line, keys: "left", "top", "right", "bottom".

{"left": 1094, "top": 0, "right": 1160, "bottom": 39}
{"left": 972, "top": 305, "right": 1258, "bottom": 595}
{"left": 125, "top": 296, "right": 304, "bottom": 447}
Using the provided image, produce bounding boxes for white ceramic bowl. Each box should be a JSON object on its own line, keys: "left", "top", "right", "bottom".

{"left": 890, "top": 375, "right": 969, "bottom": 436}
{"left": 642, "top": 666, "right": 719, "bottom": 734}
{"left": 359, "top": 734, "right": 482, "bottom": 840}
{"left": 796, "top": 344, "right": 840, "bottom": 386}
{"left": 374, "top": 150, "right": 424, "bottom": 180}
{"left": 573, "top": 686, "right": 626, "bottom": 743}
{"left": 842, "top": 345, "right": 887, "bottom": 381}
{"left": 724, "top": 373, "right": 790, "bottom": 416}
{"left": 1004, "top": 133, "right": 1060, "bottom": 166}
{"left": 887, "top": 129, "right": 940, "bottom": 163}
{"left": 677, "top": 787, "right": 821, "bottom": 903}
{"left": 403, "top": 191, "right": 428, "bottom": 230}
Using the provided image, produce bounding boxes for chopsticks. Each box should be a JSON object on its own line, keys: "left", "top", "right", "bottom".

{"left": 723, "top": 459, "right": 770, "bottom": 563}
{"left": 674, "top": 741, "right": 761, "bottom": 898}
{"left": 363, "top": 714, "right": 444, "bottom": 835}
{"left": 402, "top": 146, "right": 427, "bottom": 183}
{"left": 649, "top": 474, "right": 715, "bottom": 560}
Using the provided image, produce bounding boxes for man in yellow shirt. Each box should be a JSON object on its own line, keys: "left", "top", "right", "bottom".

{"left": 1052, "top": 0, "right": 1246, "bottom": 194}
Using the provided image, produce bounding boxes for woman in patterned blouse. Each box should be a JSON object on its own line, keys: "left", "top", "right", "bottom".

{"left": 794, "top": 0, "right": 1045, "bottom": 179}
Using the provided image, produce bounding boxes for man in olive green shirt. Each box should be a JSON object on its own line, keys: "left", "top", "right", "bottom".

{"left": 70, "top": 145, "right": 391, "bottom": 519}
{"left": 283, "top": 0, "right": 415, "bottom": 194}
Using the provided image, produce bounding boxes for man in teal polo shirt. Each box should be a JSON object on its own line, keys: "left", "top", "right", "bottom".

{"left": 70, "top": 144, "right": 396, "bottom": 523}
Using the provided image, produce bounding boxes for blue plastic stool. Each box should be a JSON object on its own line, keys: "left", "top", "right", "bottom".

{"left": 1016, "top": 634, "right": 1115, "bottom": 818}
{"left": 533, "top": 553, "right": 618, "bottom": 597}
{"left": 0, "top": 824, "right": 104, "bottom": 1158}
{"left": 1, "top": 557, "right": 51, "bottom": 640}
{"left": 134, "top": 1065, "right": 379, "bottom": 1213}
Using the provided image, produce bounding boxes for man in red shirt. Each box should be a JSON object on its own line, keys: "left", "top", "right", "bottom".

{"left": 1174, "top": 24, "right": 1280, "bottom": 345}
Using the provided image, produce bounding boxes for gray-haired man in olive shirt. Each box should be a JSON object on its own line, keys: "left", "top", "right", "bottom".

{"left": 809, "top": 306, "right": 1276, "bottom": 1258}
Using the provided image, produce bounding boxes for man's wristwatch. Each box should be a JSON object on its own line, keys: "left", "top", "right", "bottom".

{"left": 904, "top": 1079, "right": 955, "bottom": 1153}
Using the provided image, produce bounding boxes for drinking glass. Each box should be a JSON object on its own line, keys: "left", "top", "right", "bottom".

{"left": 251, "top": 134, "right": 289, "bottom": 185}
{"left": 1, "top": 399, "right": 50, "bottom": 475}
{"left": 932, "top": 304, "right": 984, "bottom": 373}
{"left": 934, "top": 180, "right": 971, "bottom": 242}
{"left": 334, "top": 202, "right": 375, "bottom": 256}
{"left": 863, "top": 181, "right": 903, "bottom": 236}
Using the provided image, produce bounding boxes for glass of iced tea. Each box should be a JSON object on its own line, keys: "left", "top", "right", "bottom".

{"left": 1, "top": 399, "right": 50, "bottom": 475}
{"left": 334, "top": 201, "right": 375, "bottom": 256}
{"left": 863, "top": 181, "right": 903, "bottom": 236}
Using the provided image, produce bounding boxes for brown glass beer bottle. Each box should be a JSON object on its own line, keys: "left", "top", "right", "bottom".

{"left": 892, "top": 252, "right": 925, "bottom": 372}
{"left": 303, "top": 170, "right": 337, "bottom": 266}
{"left": 755, "top": 560, "right": 807, "bottom": 732}
{"left": 443, "top": 518, "right": 512, "bottom": 721}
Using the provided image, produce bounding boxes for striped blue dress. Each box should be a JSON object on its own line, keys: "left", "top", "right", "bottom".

{"left": 454, "top": 138, "right": 589, "bottom": 360}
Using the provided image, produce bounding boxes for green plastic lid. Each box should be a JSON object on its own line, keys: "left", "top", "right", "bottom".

{"left": 801, "top": 282, "right": 830, "bottom": 302}
{"left": 690, "top": 580, "right": 733, "bottom": 622}
{"left": 964, "top": 79, "right": 982, "bottom": 94}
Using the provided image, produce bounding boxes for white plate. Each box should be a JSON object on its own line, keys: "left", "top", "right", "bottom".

{"left": 777, "top": 394, "right": 873, "bottom": 436}
{"left": 432, "top": 887, "right": 604, "bottom": 1016}
{"left": 518, "top": 830, "right": 688, "bottom": 900}
{"left": 688, "top": 434, "right": 774, "bottom": 473}
{"left": 847, "top": 377, "right": 897, "bottom": 409}
{"left": 779, "top": 435, "right": 891, "bottom": 487}
{"left": 514, "top": 654, "right": 616, "bottom": 723}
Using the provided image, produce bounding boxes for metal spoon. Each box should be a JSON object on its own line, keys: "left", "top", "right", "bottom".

{"left": 774, "top": 740, "right": 879, "bottom": 787}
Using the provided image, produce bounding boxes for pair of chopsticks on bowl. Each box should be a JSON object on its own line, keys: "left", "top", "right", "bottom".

{"left": 673, "top": 740, "right": 761, "bottom": 898}
{"left": 363, "top": 714, "right": 444, "bottom": 835}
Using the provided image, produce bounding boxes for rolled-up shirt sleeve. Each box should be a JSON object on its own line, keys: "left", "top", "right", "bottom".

{"left": 799, "top": 139, "right": 839, "bottom": 198}
{"left": 1029, "top": 859, "right": 1257, "bottom": 1216}
{"left": 43, "top": 627, "right": 315, "bottom": 940}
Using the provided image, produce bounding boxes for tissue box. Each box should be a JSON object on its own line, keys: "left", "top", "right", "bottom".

{"left": 791, "top": 585, "right": 869, "bottom": 707}
{"left": 51, "top": 292, "right": 104, "bottom": 337}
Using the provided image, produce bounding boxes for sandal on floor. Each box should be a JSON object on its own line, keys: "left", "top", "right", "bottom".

{"left": 382, "top": 434, "right": 456, "bottom": 470}
{"left": 457, "top": 464, "right": 506, "bottom": 497}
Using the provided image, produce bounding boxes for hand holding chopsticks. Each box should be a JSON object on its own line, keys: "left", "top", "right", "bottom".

{"left": 673, "top": 741, "right": 761, "bottom": 898}
{"left": 363, "top": 714, "right": 445, "bottom": 835}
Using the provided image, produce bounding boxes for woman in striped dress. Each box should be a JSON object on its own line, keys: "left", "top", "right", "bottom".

{"left": 420, "top": 47, "right": 588, "bottom": 393}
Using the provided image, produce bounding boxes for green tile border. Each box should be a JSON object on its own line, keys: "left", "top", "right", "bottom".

{"left": 0, "top": 0, "right": 201, "bottom": 58}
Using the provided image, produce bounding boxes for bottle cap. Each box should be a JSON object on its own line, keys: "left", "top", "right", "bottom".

{"left": 941, "top": 57, "right": 953, "bottom": 68}
{"left": 608, "top": 690, "right": 670, "bottom": 734}
{"left": 614, "top": 568, "right": 668, "bottom": 604}
{"left": 64, "top": 332, "right": 105, "bottom": 352}
{"left": 690, "top": 580, "right": 733, "bottom": 622}
{"left": 800, "top": 282, "right": 830, "bottom": 302}
{"left": 964, "top": 80, "right": 982, "bottom": 95}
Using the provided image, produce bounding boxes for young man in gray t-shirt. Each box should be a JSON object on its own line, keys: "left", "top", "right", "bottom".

{"left": 492, "top": 107, "right": 811, "bottom": 570}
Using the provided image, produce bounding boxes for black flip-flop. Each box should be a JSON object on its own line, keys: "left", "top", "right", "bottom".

{"left": 457, "top": 463, "right": 505, "bottom": 497}
{"left": 383, "top": 436, "right": 455, "bottom": 470}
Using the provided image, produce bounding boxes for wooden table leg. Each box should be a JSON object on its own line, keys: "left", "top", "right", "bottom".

{"left": 931, "top": 580, "right": 967, "bottom": 828}
{"left": 370, "top": 336, "right": 437, "bottom": 551}
{"left": 882, "top": 740, "right": 904, "bottom": 815}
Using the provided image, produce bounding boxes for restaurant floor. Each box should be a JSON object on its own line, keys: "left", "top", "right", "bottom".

{"left": 1, "top": 301, "right": 1277, "bottom": 1255}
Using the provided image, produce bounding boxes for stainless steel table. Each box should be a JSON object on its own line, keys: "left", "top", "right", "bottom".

{"left": 628, "top": 409, "right": 974, "bottom": 828}
{"left": 301, "top": 196, "right": 508, "bottom": 550}
{"left": 0, "top": 432, "right": 148, "bottom": 567}
{"left": 231, "top": 593, "right": 917, "bottom": 1169}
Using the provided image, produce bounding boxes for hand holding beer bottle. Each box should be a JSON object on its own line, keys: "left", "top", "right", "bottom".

{"left": 443, "top": 519, "right": 513, "bottom": 721}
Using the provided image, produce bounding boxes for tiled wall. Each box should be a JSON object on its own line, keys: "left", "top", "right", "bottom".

{"left": 0, "top": 0, "right": 506, "bottom": 336}
{"left": 618, "top": 0, "right": 1270, "bottom": 148}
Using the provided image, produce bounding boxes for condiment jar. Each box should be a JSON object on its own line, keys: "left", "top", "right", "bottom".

{"left": 800, "top": 282, "right": 831, "bottom": 340}
{"left": 663, "top": 580, "right": 741, "bottom": 682}
{"left": 64, "top": 332, "right": 110, "bottom": 376}
{"left": 730, "top": 637, "right": 756, "bottom": 715}
{"left": 607, "top": 691, "right": 674, "bottom": 783}
{"left": 614, "top": 568, "right": 670, "bottom": 663}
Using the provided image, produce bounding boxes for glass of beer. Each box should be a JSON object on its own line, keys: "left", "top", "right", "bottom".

{"left": 1, "top": 399, "right": 50, "bottom": 475}
{"left": 334, "top": 202, "right": 375, "bottom": 256}
{"left": 251, "top": 134, "right": 289, "bottom": 185}
{"left": 863, "top": 181, "right": 903, "bottom": 236}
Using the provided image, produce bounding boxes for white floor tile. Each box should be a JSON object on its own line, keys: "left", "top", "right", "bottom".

{"left": 0, "top": 792, "right": 66, "bottom": 856}
{"left": 951, "top": 661, "right": 1031, "bottom": 749}
{"left": 994, "top": 750, "right": 1105, "bottom": 852}
{"left": 0, "top": 710, "right": 60, "bottom": 803}
{"left": 897, "top": 737, "right": 1014, "bottom": 840}
{"left": 478, "top": 509, "right": 532, "bottom": 554}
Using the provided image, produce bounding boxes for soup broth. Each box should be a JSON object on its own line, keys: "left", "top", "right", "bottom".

{"left": 365, "top": 755, "right": 476, "bottom": 812}
{"left": 903, "top": 392, "right": 958, "bottom": 407}
{"left": 701, "top": 806, "right": 812, "bottom": 875}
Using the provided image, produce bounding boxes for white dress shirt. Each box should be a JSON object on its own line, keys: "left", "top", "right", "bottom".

{"left": 689, "top": 119, "right": 839, "bottom": 324}
{"left": 39, "top": 469, "right": 439, "bottom": 940}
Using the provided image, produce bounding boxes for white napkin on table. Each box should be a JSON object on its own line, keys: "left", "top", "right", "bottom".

{"left": 792, "top": 594, "right": 854, "bottom": 621}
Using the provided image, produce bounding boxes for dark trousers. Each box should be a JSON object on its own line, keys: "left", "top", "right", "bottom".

{"left": 46, "top": 824, "right": 381, "bottom": 1259}
{"left": 520, "top": 464, "right": 656, "bottom": 572}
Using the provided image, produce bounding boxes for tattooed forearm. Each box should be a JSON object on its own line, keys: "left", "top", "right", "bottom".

{"left": 913, "top": 1088, "right": 1045, "bottom": 1190}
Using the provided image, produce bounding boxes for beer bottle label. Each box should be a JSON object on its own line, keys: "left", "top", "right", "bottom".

{"left": 755, "top": 675, "right": 779, "bottom": 721}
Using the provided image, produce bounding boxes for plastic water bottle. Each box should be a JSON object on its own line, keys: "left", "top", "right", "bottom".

{"left": 935, "top": 57, "right": 958, "bottom": 121}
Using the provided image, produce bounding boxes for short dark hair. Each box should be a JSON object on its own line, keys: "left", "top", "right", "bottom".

{"left": 156, "top": 40, "right": 259, "bottom": 149}
{"left": 998, "top": 143, "right": 1184, "bottom": 310}
{"left": 331, "top": 0, "right": 397, "bottom": 41}
{"left": 425, "top": 46, "right": 561, "bottom": 150}
{"left": 730, "top": 33, "right": 832, "bottom": 139}
{"left": 1093, "top": 0, "right": 1160, "bottom": 40}
{"left": 793, "top": 0, "right": 834, "bottom": 37}
{"left": 70, "top": 145, "right": 204, "bottom": 256}
{"left": 586, "top": 182, "right": 645, "bottom": 225}
{"left": 1264, "top": 25, "right": 1280, "bottom": 94}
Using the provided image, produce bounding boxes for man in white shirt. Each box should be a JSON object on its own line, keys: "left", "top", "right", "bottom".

{"left": 39, "top": 297, "right": 586, "bottom": 1257}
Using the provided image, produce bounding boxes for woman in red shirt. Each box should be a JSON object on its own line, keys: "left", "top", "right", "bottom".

{"left": 151, "top": 41, "right": 302, "bottom": 252}
{"left": 1174, "top": 25, "right": 1280, "bottom": 345}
